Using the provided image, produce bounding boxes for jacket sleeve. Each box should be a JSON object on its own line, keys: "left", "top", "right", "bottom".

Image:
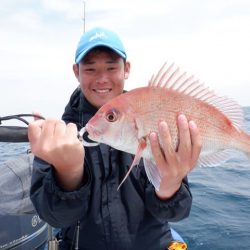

{"left": 144, "top": 177, "right": 192, "bottom": 222}
{"left": 30, "top": 157, "right": 91, "bottom": 228}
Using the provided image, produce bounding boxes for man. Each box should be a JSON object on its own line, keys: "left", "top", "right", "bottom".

{"left": 28, "top": 27, "right": 201, "bottom": 250}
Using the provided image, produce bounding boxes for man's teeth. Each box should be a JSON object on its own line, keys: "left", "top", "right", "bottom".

{"left": 95, "top": 89, "right": 110, "bottom": 93}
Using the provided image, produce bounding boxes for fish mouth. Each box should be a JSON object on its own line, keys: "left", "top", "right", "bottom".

{"left": 86, "top": 123, "right": 102, "bottom": 140}
{"left": 78, "top": 126, "right": 99, "bottom": 147}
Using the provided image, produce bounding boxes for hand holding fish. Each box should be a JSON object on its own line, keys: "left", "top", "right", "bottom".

{"left": 28, "top": 119, "right": 85, "bottom": 191}
{"left": 149, "top": 116, "right": 202, "bottom": 200}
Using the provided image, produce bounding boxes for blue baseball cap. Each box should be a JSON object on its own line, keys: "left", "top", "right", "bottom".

{"left": 75, "top": 27, "right": 127, "bottom": 63}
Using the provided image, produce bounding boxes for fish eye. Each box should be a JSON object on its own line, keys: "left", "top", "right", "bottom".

{"left": 105, "top": 109, "right": 119, "bottom": 122}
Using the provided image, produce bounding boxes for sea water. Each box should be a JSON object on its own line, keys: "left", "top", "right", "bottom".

{"left": 0, "top": 107, "right": 250, "bottom": 249}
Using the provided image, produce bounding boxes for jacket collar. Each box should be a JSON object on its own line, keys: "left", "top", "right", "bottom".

{"left": 62, "top": 87, "right": 98, "bottom": 129}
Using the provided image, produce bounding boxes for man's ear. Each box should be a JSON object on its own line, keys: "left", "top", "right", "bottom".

{"left": 73, "top": 64, "right": 80, "bottom": 81}
{"left": 124, "top": 61, "right": 131, "bottom": 79}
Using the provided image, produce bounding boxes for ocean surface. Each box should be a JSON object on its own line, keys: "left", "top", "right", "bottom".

{"left": 0, "top": 107, "right": 250, "bottom": 249}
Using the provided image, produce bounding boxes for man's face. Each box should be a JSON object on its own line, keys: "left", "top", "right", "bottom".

{"left": 73, "top": 50, "right": 130, "bottom": 109}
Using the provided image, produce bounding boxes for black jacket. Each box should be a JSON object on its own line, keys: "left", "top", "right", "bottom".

{"left": 30, "top": 87, "right": 192, "bottom": 250}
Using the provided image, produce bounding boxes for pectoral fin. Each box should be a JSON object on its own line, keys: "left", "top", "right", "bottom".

{"left": 117, "top": 138, "right": 146, "bottom": 190}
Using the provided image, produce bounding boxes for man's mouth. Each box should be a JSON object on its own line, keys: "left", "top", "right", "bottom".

{"left": 94, "top": 89, "right": 111, "bottom": 94}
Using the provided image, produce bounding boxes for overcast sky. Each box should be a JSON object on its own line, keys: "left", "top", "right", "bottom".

{"left": 0, "top": 0, "right": 250, "bottom": 122}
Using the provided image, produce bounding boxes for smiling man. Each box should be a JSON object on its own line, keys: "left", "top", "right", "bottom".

{"left": 28, "top": 27, "right": 200, "bottom": 250}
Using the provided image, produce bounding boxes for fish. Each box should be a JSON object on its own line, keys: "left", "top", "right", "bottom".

{"left": 82, "top": 62, "right": 250, "bottom": 191}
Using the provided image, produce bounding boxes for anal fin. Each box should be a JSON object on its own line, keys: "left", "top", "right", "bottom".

{"left": 143, "top": 158, "right": 161, "bottom": 191}
{"left": 198, "top": 149, "right": 235, "bottom": 167}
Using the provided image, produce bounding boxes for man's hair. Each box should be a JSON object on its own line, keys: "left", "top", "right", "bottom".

{"left": 80, "top": 46, "right": 126, "bottom": 64}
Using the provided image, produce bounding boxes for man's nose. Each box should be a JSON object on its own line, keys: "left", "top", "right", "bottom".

{"left": 95, "top": 72, "right": 108, "bottom": 84}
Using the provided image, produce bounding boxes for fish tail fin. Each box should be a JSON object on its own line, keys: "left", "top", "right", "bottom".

{"left": 235, "top": 128, "right": 250, "bottom": 160}
{"left": 246, "top": 134, "right": 250, "bottom": 160}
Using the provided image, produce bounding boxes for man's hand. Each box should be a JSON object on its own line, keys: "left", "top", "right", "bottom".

{"left": 149, "top": 114, "right": 202, "bottom": 200}
{"left": 28, "top": 119, "right": 85, "bottom": 191}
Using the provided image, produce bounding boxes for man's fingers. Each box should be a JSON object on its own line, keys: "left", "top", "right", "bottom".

{"left": 149, "top": 121, "right": 176, "bottom": 175}
{"left": 54, "top": 120, "right": 67, "bottom": 138}
{"left": 65, "top": 122, "right": 78, "bottom": 138}
{"left": 189, "top": 120, "right": 202, "bottom": 167}
{"left": 32, "top": 111, "right": 44, "bottom": 121}
{"left": 149, "top": 132, "right": 165, "bottom": 168}
{"left": 177, "top": 114, "right": 192, "bottom": 159}
{"left": 158, "top": 121, "right": 175, "bottom": 157}
{"left": 28, "top": 119, "right": 44, "bottom": 144}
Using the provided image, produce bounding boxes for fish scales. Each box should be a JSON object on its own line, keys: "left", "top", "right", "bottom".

{"left": 123, "top": 86, "right": 234, "bottom": 153}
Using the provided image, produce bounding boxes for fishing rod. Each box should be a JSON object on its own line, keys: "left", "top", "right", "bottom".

{"left": 0, "top": 113, "right": 98, "bottom": 146}
{"left": 0, "top": 114, "right": 44, "bottom": 142}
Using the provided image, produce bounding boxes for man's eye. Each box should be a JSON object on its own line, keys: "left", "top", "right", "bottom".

{"left": 85, "top": 68, "right": 95, "bottom": 72}
{"left": 108, "top": 67, "right": 116, "bottom": 71}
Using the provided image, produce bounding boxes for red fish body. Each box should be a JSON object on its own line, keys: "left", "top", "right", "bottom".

{"left": 85, "top": 63, "right": 250, "bottom": 190}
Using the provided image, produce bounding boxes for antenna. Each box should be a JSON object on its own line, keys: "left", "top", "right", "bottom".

{"left": 82, "top": 1, "right": 86, "bottom": 33}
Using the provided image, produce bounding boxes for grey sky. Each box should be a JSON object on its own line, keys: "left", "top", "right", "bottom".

{"left": 0, "top": 0, "right": 249, "bottom": 123}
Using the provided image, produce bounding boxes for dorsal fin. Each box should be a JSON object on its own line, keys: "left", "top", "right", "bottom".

{"left": 148, "top": 62, "right": 244, "bottom": 128}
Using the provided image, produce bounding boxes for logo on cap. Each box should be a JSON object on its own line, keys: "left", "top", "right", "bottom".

{"left": 89, "top": 32, "right": 107, "bottom": 42}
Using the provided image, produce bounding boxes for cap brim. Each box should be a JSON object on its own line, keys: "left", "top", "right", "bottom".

{"left": 75, "top": 42, "right": 126, "bottom": 64}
